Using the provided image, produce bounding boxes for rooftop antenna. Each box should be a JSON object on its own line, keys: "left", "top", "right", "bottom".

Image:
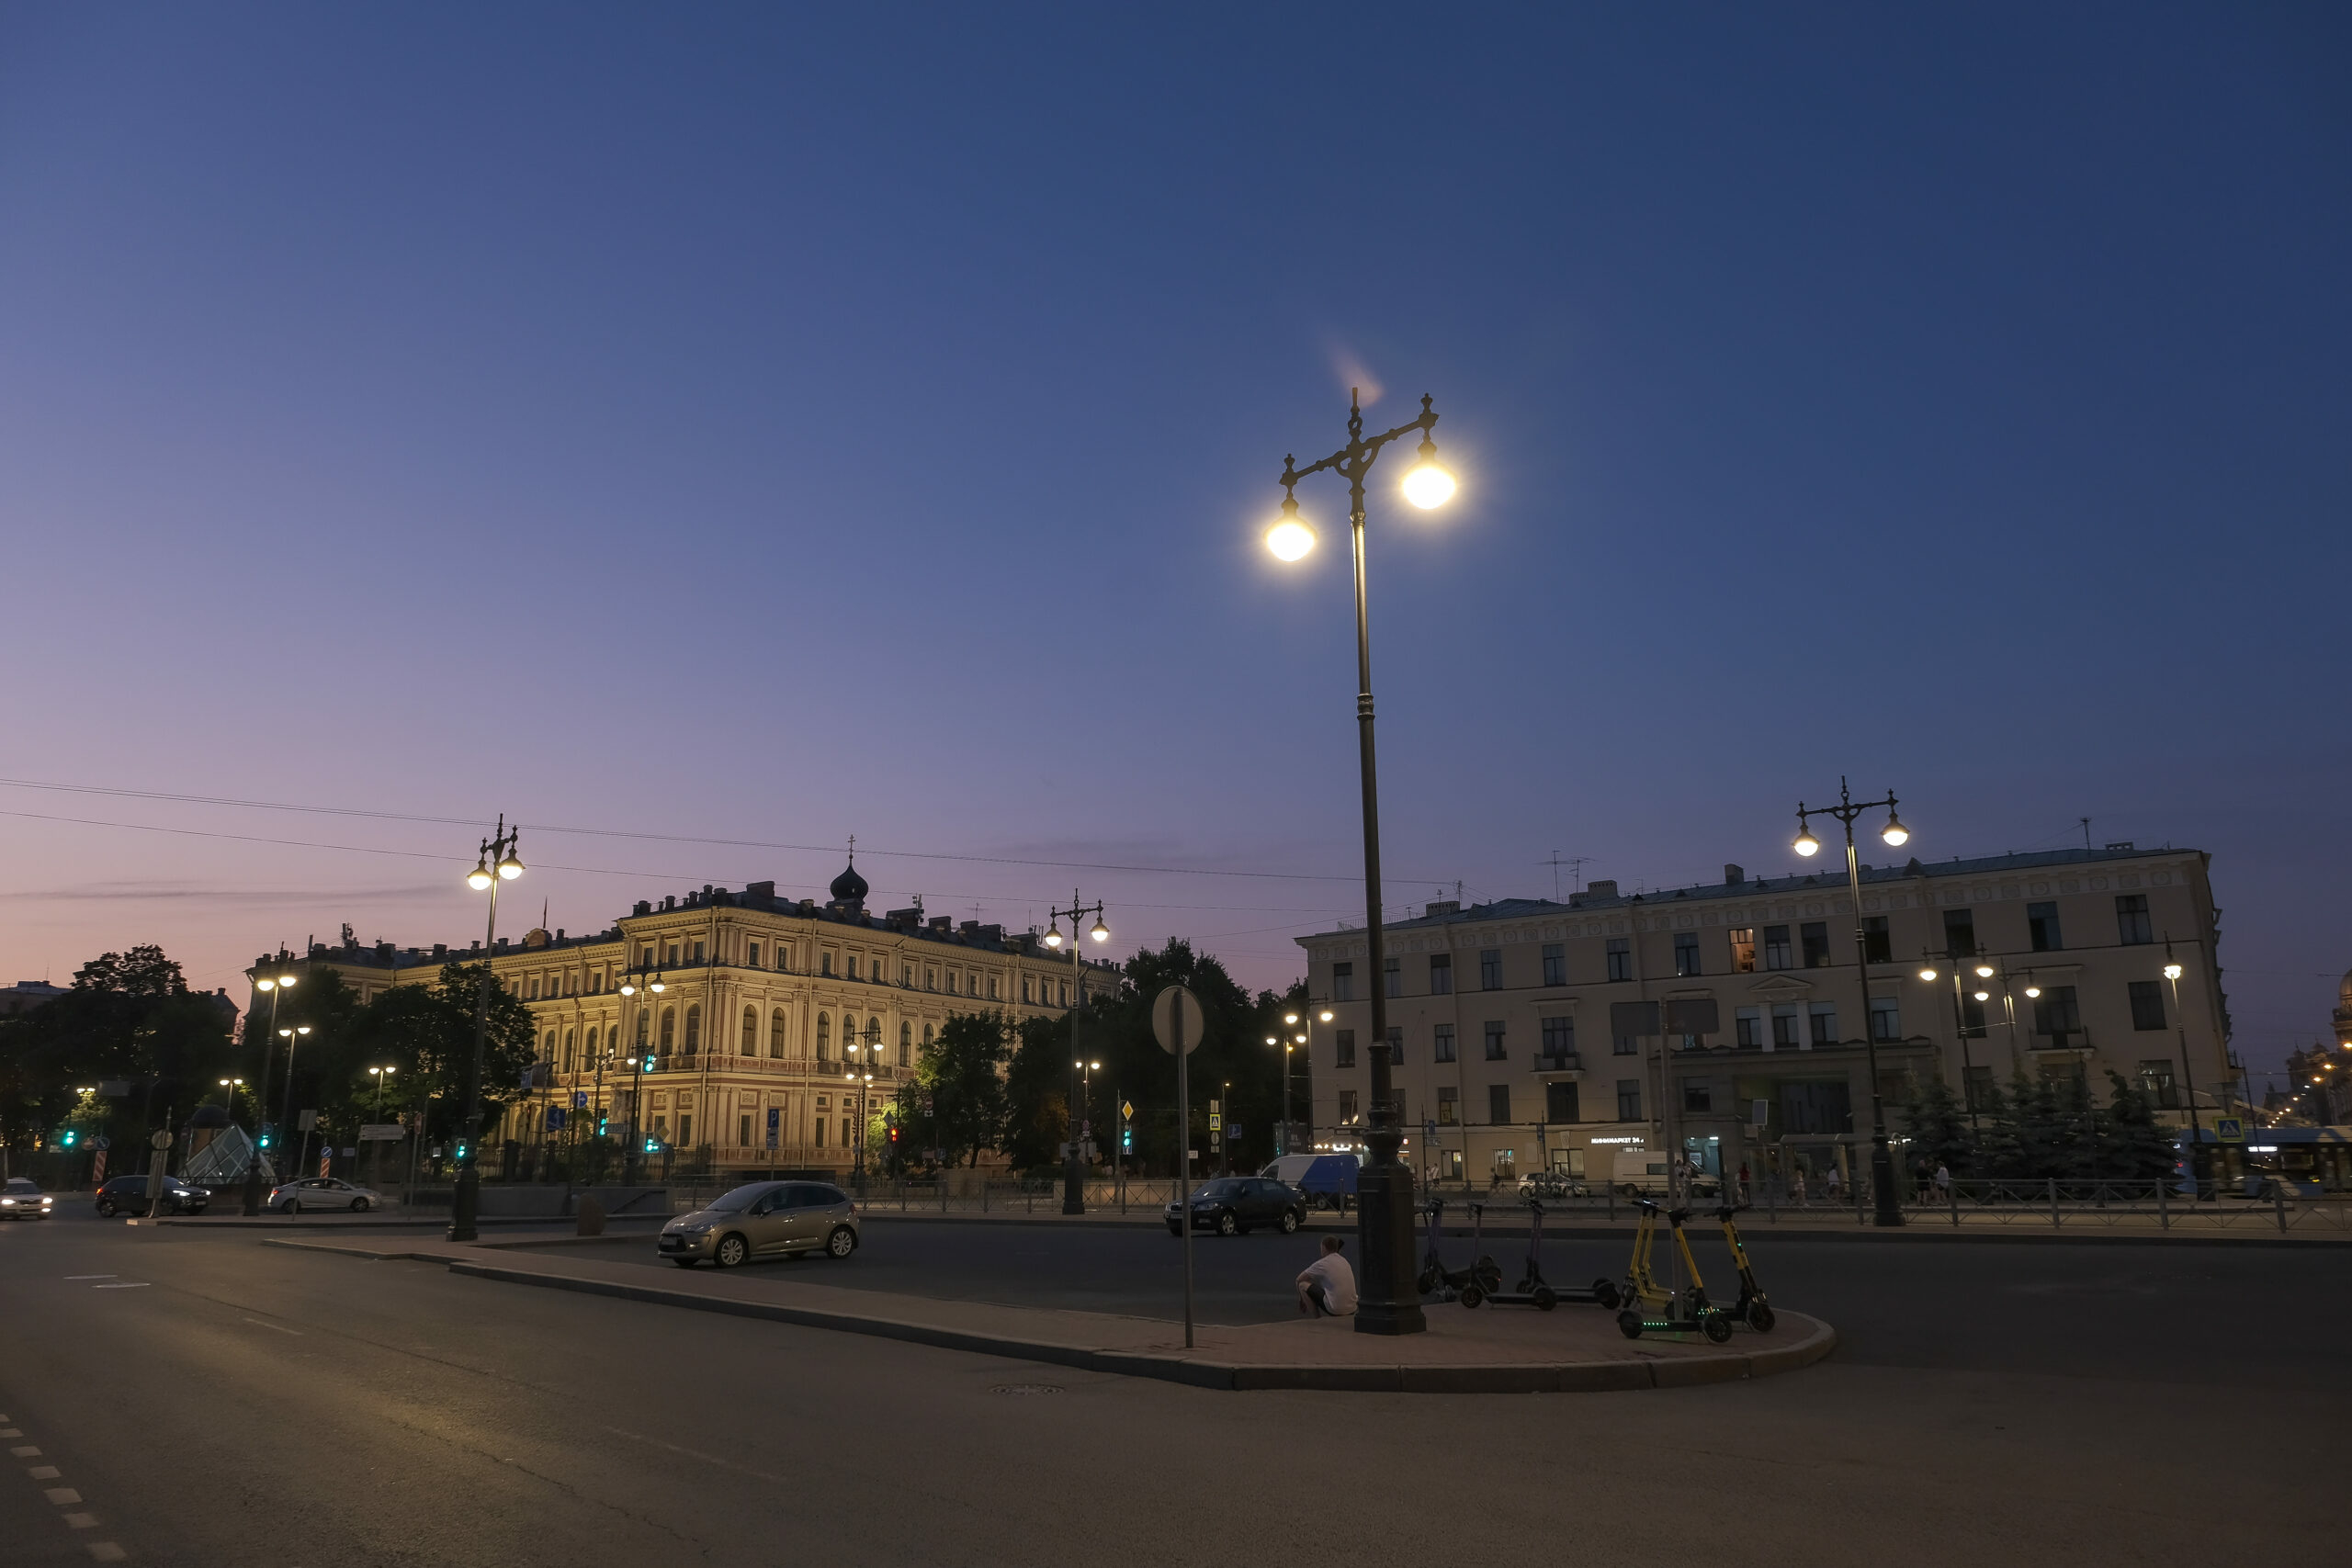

{"left": 1540, "top": 851, "right": 1594, "bottom": 901}
{"left": 2080, "top": 818, "right": 2092, "bottom": 852}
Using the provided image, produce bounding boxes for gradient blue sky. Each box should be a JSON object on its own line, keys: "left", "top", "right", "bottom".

{"left": 1, "top": 5, "right": 2345, "bottom": 1088}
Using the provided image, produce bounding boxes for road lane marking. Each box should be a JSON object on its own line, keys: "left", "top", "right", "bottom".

{"left": 0, "top": 1428, "right": 19, "bottom": 1437}
{"left": 88, "top": 1542, "right": 126, "bottom": 1562}
{"left": 45, "top": 1488, "right": 81, "bottom": 1505}
{"left": 241, "top": 1317, "right": 300, "bottom": 1335}
{"left": 92, "top": 1283, "right": 149, "bottom": 1290}
{"left": 28, "top": 1465, "right": 60, "bottom": 1479}
{"left": 63, "top": 1513, "right": 96, "bottom": 1529}
{"left": 62, "top": 1275, "right": 115, "bottom": 1280}
{"left": 11, "top": 1446, "right": 42, "bottom": 1457}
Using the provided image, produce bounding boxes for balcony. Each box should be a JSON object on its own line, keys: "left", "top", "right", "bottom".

{"left": 2029, "top": 1029, "right": 2094, "bottom": 1055}
{"left": 1532, "top": 1052, "right": 1582, "bottom": 1079}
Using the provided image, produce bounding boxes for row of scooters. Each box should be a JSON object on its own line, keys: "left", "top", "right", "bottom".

{"left": 1417, "top": 1195, "right": 1775, "bottom": 1344}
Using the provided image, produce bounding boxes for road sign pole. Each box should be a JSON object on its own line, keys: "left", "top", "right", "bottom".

{"left": 143, "top": 1126, "right": 171, "bottom": 1220}
{"left": 1175, "top": 990, "right": 1193, "bottom": 1349}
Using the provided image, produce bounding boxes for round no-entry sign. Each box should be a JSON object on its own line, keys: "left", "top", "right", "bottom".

{"left": 1151, "top": 984, "right": 1203, "bottom": 1055}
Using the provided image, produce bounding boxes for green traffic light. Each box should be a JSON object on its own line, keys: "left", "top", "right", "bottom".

{"left": 61, "top": 1130, "right": 76, "bottom": 1146}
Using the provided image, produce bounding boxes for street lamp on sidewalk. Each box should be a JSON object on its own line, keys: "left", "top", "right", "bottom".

{"left": 1043, "top": 892, "right": 1109, "bottom": 1214}
{"left": 616, "top": 964, "right": 665, "bottom": 1185}
{"left": 243, "top": 967, "right": 300, "bottom": 1214}
{"left": 1792, "top": 777, "right": 1910, "bottom": 1227}
{"left": 2162, "top": 939, "right": 2205, "bottom": 1198}
{"left": 449, "top": 816, "right": 522, "bottom": 1243}
{"left": 1263, "top": 389, "right": 1456, "bottom": 1336}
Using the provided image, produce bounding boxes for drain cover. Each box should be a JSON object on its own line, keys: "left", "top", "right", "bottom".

{"left": 990, "top": 1383, "right": 1064, "bottom": 1396}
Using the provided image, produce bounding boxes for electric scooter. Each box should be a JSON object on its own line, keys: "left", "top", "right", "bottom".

{"left": 1709, "top": 1203, "right": 1775, "bottom": 1332}
{"left": 1616, "top": 1199, "right": 1732, "bottom": 1343}
{"left": 1415, "top": 1197, "right": 1504, "bottom": 1299}
{"left": 1460, "top": 1199, "right": 1622, "bottom": 1310}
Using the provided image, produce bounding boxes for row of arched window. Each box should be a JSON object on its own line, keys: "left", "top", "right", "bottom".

{"left": 546, "top": 1005, "right": 939, "bottom": 1070}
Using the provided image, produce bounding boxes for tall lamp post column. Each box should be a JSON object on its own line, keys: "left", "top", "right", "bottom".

{"left": 616, "top": 965, "right": 664, "bottom": 1186}
{"left": 275, "top": 1024, "right": 312, "bottom": 1177}
{"left": 242, "top": 968, "right": 299, "bottom": 1214}
{"left": 1043, "top": 893, "right": 1109, "bottom": 1215}
{"left": 1265, "top": 389, "right": 1456, "bottom": 1336}
{"left": 1792, "top": 777, "right": 1911, "bottom": 1227}
{"left": 449, "top": 816, "right": 523, "bottom": 1244}
{"left": 2163, "top": 941, "right": 2205, "bottom": 1199}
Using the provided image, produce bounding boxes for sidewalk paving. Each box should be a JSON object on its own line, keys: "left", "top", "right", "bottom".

{"left": 265, "top": 1232, "right": 1833, "bottom": 1393}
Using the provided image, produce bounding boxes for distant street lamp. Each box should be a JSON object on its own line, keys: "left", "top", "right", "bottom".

{"left": 2163, "top": 939, "right": 2205, "bottom": 1198}
{"left": 275, "top": 1024, "right": 312, "bottom": 1177}
{"left": 848, "top": 1020, "right": 882, "bottom": 1187}
{"left": 1793, "top": 777, "right": 1910, "bottom": 1227}
{"left": 617, "top": 964, "right": 666, "bottom": 1185}
{"left": 1043, "top": 892, "right": 1109, "bottom": 1214}
{"left": 1263, "top": 389, "right": 1455, "bottom": 1337}
{"left": 449, "top": 816, "right": 523, "bottom": 1243}
{"left": 218, "top": 1077, "right": 244, "bottom": 1111}
{"left": 243, "top": 968, "right": 300, "bottom": 1214}
{"left": 367, "top": 1066, "right": 396, "bottom": 1121}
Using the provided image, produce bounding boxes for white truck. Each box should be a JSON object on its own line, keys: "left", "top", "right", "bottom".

{"left": 1611, "top": 1148, "right": 1719, "bottom": 1199}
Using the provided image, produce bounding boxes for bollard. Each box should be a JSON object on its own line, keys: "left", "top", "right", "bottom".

{"left": 2275, "top": 1182, "right": 2289, "bottom": 1234}
{"left": 2049, "top": 1177, "right": 2061, "bottom": 1230}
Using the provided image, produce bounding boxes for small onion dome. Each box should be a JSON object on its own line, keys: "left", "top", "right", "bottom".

{"left": 830, "top": 858, "right": 869, "bottom": 905}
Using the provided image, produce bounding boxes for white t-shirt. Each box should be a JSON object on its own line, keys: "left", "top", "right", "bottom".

{"left": 1299, "top": 1252, "right": 1357, "bottom": 1315}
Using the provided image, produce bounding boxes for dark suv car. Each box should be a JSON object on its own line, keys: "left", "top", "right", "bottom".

{"left": 95, "top": 1175, "right": 209, "bottom": 1217}
{"left": 1166, "top": 1178, "right": 1306, "bottom": 1237}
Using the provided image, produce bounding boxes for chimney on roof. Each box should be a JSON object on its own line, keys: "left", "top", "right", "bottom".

{"left": 1724, "top": 863, "right": 1743, "bottom": 885}
{"left": 556, "top": 928, "right": 565, "bottom": 941}
{"left": 433, "top": 943, "right": 447, "bottom": 960}
{"left": 1424, "top": 900, "right": 1460, "bottom": 918}
{"left": 1588, "top": 879, "right": 1619, "bottom": 900}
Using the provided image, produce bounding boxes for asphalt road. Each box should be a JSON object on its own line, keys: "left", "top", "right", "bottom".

{"left": 3, "top": 1210, "right": 2343, "bottom": 1566}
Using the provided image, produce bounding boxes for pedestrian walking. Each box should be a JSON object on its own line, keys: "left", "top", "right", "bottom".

{"left": 1825, "top": 1165, "right": 1843, "bottom": 1203}
{"left": 1792, "top": 1168, "right": 1808, "bottom": 1206}
{"left": 1934, "top": 1161, "right": 1952, "bottom": 1201}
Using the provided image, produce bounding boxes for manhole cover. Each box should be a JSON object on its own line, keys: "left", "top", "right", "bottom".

{"left": 990, "top": 1383, "right": 1063, "bottom": 1396}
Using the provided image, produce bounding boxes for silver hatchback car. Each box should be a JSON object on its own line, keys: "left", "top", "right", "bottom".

{"left": 659, "top": 1179, "right": 860, "bottom": 1269}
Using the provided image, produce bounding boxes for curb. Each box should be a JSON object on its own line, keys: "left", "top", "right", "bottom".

{"left": 424, "top": 1255, "right": 1835, "bottom": 1393}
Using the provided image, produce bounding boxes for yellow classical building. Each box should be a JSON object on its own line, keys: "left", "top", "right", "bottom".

{"left": 249, "top": 858, "right": 1108, "bottom": 1179}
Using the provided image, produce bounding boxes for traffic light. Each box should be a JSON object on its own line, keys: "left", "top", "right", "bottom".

{"left": 60, "top": 1129, "right": 76, "bottom": 1147}
{"left": 643, "top": 1055, "right": 656, "bottom": 1072}
{"left": 643, "top": 1137, "right": 657, "bottom": 1153}
{"left": 597, "top": 1112, "right": 609, "bottom": 1135}
{"left": 455, "top": 1144, "right": 468, "bottom": 1159}
{"left": 1121, "top": 1127, "right": 1133, "bottom": 1152}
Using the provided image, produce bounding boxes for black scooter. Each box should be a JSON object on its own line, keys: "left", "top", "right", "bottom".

{"left": 1460, "top": 1199, "right": 1621, "bottom": 1310}
{"left": 1415, "top": 1196, "right": 1503, "bottom": 1299}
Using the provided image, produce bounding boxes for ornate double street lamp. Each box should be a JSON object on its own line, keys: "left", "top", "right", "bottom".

{"left": 1043, "top": 892, "right": 1109, "bottom": 1214}
{"left": 1792, "top": 778, "right": 1911, "bottom": 1227}
{"left": 449, "top": 816, "right": 523, "bottom": 1243}
{"left": 1264, "top": 389, "right": 1456, "bottom": 1336}
{"left": 616, "top": 964, "right": 666, "bottom": 1185}
{"left": 242, "top": 967, "right": 300, "bottom": 1214}
{"left": 1271, "top": 1006, "right": 1329, "bottom": 1156}
{"left": 850, "top": 1019, "right": 882, "bottom": 1187}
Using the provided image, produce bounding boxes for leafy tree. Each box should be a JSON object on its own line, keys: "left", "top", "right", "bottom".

{"left": 5, "top": 947, "right": 234, "bottom": 1154}
{"left": 1899, "top": 1077, "right": 1974, "bottom": 1175}
{"left": 2097, "top": 1070, "right": 2176, "bottom": 1181}
{"left": 1970, "top": 1074, "right": 2024, "bottom": 1179}
{"left": 1001, "top": 1012, "right": 1073, "bottom": 1174}
{"left": 913, "top": 1010, "right": 1009, "bottom": 1168}
{"left": 345, "top": 964, "right": 535, "bottom": 1146}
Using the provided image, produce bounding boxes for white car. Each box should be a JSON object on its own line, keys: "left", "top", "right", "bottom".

{"left": 1, "top": 1177, "right": 53, "bottom": 1219}
{"left": 267, "top": 1176, "right": 382, "bottom": 1213}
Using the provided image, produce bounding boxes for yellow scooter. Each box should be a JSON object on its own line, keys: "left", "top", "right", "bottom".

{"left": 1616, "top": 1199, "right": 1732, "bottom": 1343}
{"left": 1709, "top": 1203, "right": 1776, "bottom": 1333}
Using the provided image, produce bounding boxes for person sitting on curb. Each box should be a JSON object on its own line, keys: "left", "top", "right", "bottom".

{"left": 1296, "top": 1234, "right": 1357, "bottom": 1318}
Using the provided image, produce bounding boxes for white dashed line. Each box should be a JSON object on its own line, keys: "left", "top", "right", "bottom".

{"left": 0, "top": 1428, "right": 19, "bottom": 1438}
{"left": 241, "top": 1317, "right": 300, "bottom": 1336}
{"left": 63, "top": 1512, "right": 96, "bottom": 1529}
{"left": 45, "top": 1488, "right": 80, "bottom": 1505}
{"left": 11, "top": 1446, "right": 42, "bottom": 1457}
{"left": 88, "top": 1542, "right": 126, "bottom": 1562}
{"left": 62, "top": 1275, "right": 115, "bottom": 1280}
{"left": 91, "top": 1283, "right": 149, "bottom": 1291}
{"left": 28, "top": 1466, "right": 61, "bottom": 1480}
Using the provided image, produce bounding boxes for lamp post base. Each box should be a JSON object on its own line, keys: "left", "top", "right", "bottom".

{"left": 448, "top": 1159, "right": 480, "bottom": 1243}
{"left": 241, "top": 1163, "right": 262, "bottom": 1217}
{"left": 1869, "top": 1141, "right": 1905, "bottom": 1227}
{"left": 1351, "top": 1161, "right": 1426, "bottom": 1336}
{"left": 1061, "top": 1155, "right": 1085, "bottom": 1215}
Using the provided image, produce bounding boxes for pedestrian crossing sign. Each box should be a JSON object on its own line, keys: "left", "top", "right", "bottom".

{"left": 2214, "top": 1117, "right": 2245, "bottom": 1145}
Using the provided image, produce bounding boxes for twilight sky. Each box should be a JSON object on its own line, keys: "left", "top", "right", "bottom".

{"left": 0, "top": 5, "right": 2345, "bottom": 1090}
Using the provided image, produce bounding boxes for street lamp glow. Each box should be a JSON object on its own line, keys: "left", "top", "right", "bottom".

{"left": 1792, "top": 824, "right": 1820, "bottom": 857}
{"left": 496, "top": 846, "right": 525, "bottom": 880}
{"left": 2164, "top": 963, "right": 2183, "bottom": 980}
{"left": 1283, "top": 1013, "right": 1299, "bottom": 1026}
{"left": 1266, "top": 517, "right": 1316, "bottom": 562}
{"left": 2024, "top": 985, "right": 2041, "bottom": 998}
{"left": 1400, "top": 437, "right": 1455, "bottom": 510}
{"left": 467, "top": 859, "right": 494, "bottom": 890}
{"left": 1973, "top": 990, "right": 1991, "bottom": 1002}
{"left": 1090, "top": 915, "right": 1110, "bottom": 942}
{"left": 1317, "top": 1009, "right": 1333, "bottom": 1022}
{"left": 1917, "top": 965, "right": 1939, "bottom": 982}
{"left": 1043, "top": 920, "right": 1063, "bottom": 949}
{"left": 1973, "top": 963, "right": 1995, "bottom": 979}
{"left": 1881, "top": 811, "right": 1909, "bottom": 848}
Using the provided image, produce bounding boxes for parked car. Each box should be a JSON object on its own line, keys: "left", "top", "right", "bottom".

{"left": 1166, "top": 1177, "right": 1306, "bottom": 1236}
{"left": 267, "top": 1176, "right": 381, "bottom": 1213}
{"left": 1258, "top": 1154, "right": 1359, "bottom": 1211}
{"left": 1517, "top": 1171, "right": 1588, "bottom": 1199}
{"left": 95, "top": 1175, "right": 209, "bottom": 1216}
{"left": 659, "top": 1180, "right": 859, "bottom": 1268}
{"left": 1, "top": 1177, "right": 53, "bottom": 1219}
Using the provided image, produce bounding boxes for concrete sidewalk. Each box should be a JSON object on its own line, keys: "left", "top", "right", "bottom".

{"left": 266, "top": 1233, "right": 1833, "bottom": 1393}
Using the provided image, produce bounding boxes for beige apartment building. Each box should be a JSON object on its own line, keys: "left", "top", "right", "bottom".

{"left": 1296, "top": 843, "right": 2230, "bottom": 1190}
{"left": 248, "top": 859, "right": 1109, "bottom": 1179}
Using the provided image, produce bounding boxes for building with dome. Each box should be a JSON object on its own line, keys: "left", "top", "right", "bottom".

{"left": 246, "top": 856, "right": 1115, "bottom": 1181}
